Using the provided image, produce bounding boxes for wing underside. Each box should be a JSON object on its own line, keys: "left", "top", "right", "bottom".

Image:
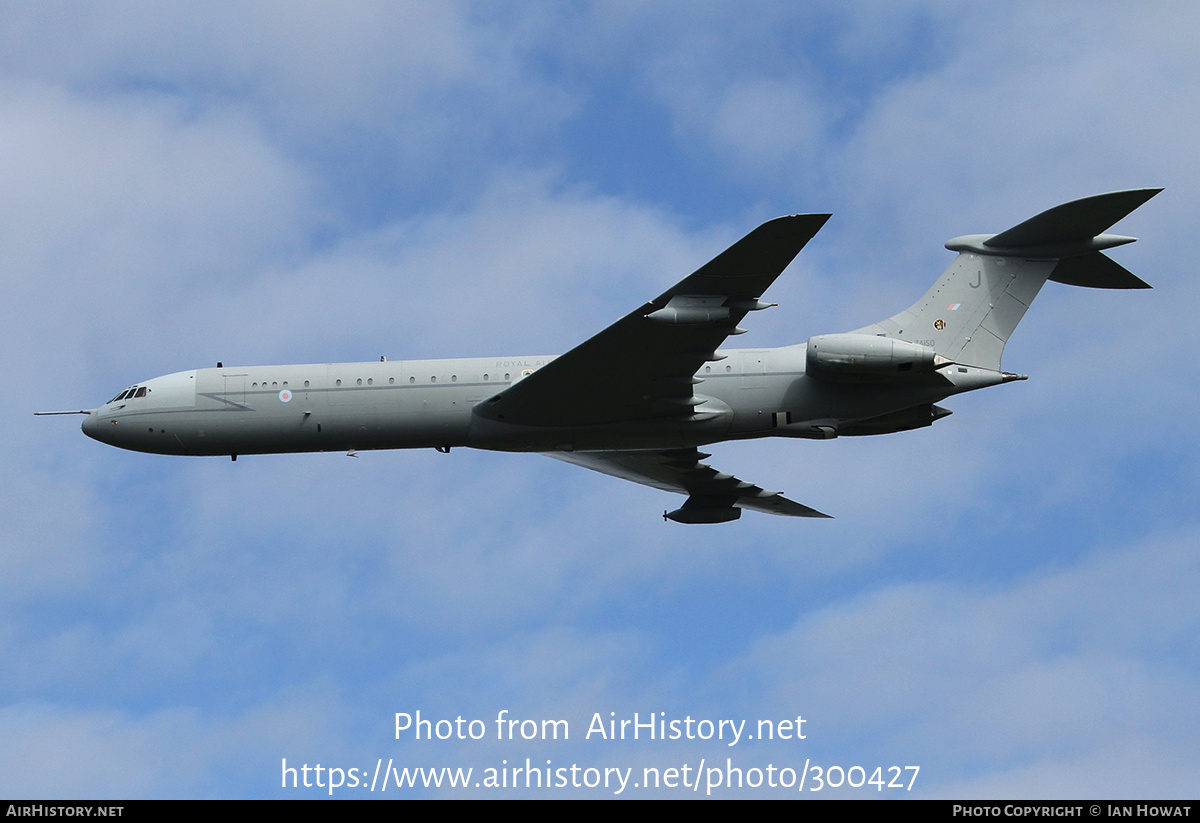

{"left": 477, "top": 213, "right": 832, "bottom": 523}
{"left": 475, "top": 214, "right": 830, "bottom": 428}
{"left": 547, "top": 448, "right": 830, "bottom": 523}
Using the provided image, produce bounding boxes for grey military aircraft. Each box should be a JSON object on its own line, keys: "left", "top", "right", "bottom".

{"left": 41, "top": 189, "right": 1159, "bottom": 522}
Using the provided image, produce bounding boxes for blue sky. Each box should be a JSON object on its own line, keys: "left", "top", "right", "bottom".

{"left": 3, "top": 1, "right": 1198, "bottom": 798}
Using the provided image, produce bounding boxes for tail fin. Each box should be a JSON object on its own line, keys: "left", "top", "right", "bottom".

{"left": 857, "top": 189, "right": 1160, "bottom": 371}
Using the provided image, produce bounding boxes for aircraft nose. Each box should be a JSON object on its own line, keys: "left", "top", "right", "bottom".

{"left": 81, "top": 412, "right": 105, "bottom": 443}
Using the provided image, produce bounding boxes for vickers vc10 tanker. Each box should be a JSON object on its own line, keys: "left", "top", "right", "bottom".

{"left": 41, "top": 189, "right": 1159, "bottom": 523}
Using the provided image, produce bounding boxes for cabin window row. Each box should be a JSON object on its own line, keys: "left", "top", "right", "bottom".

{"left": 245, "top": 373, "right": 517, "bottom": 390}
{"left": 323, "top": 373, "right": 514, "bottom": 386}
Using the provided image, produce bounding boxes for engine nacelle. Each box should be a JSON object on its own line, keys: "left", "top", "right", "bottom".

{"left": 805, "top": 333, "right": 948, "bottom": 382}
{"left": 664, "top": 505, "right": 741, "bottom": 524}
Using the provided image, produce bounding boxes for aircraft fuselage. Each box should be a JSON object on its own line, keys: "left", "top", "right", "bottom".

{"left": 81, "top": 345, "right": 1003, "bottom": 458}
{"left": 61, "top": 191, "right": 1158, "bottom": 521}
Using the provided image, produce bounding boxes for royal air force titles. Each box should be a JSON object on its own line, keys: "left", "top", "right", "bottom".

{"left": 396, "top": 710, "right": 807, "bottom": 746}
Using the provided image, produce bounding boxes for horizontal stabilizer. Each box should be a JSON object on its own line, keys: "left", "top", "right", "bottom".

{"left": 1049, "top": 250, "right": 1151, "bottom": 289}
{"left": 987, "top": 188, "right": 1162, "bottom": 248}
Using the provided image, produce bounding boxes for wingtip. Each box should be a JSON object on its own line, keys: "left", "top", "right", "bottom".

{"left": 1117, "top": 187, "right": 1164, "bottom": 207}
{"left": 788, "top": 212, "right": 833, "bottom": 225}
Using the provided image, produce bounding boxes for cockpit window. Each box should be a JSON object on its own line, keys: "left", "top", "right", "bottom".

{"left": 108, "top": 386, "right": 148, "bottom": 404}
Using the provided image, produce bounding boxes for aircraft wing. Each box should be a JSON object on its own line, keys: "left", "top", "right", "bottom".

{"left": 475, "top": 214, "right": 830, "bottom": 427}
{"left": 547, "top": 447, "right": 830, "bottom": 523}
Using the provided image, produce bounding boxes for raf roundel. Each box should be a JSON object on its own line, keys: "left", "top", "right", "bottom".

{"left": 279, "top": 389, "right": 292, "bottom": 403}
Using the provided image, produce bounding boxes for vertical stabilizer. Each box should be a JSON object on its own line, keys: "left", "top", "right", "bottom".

{"left": 855, "top": 189, "right": 1159, "bottom": 371}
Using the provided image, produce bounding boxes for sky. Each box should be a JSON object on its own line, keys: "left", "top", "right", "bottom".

{"left": 2, "top": 1, "right": 1198, "bottom": 799}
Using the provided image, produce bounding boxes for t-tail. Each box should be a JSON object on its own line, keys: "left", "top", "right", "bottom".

{"left": 849, "top": 189, "right": 1161, "bottom": 372}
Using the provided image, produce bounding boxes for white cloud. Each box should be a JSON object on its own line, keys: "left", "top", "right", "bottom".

{"left": 731, "top": 529, "right": 1200, "bottom": 796}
